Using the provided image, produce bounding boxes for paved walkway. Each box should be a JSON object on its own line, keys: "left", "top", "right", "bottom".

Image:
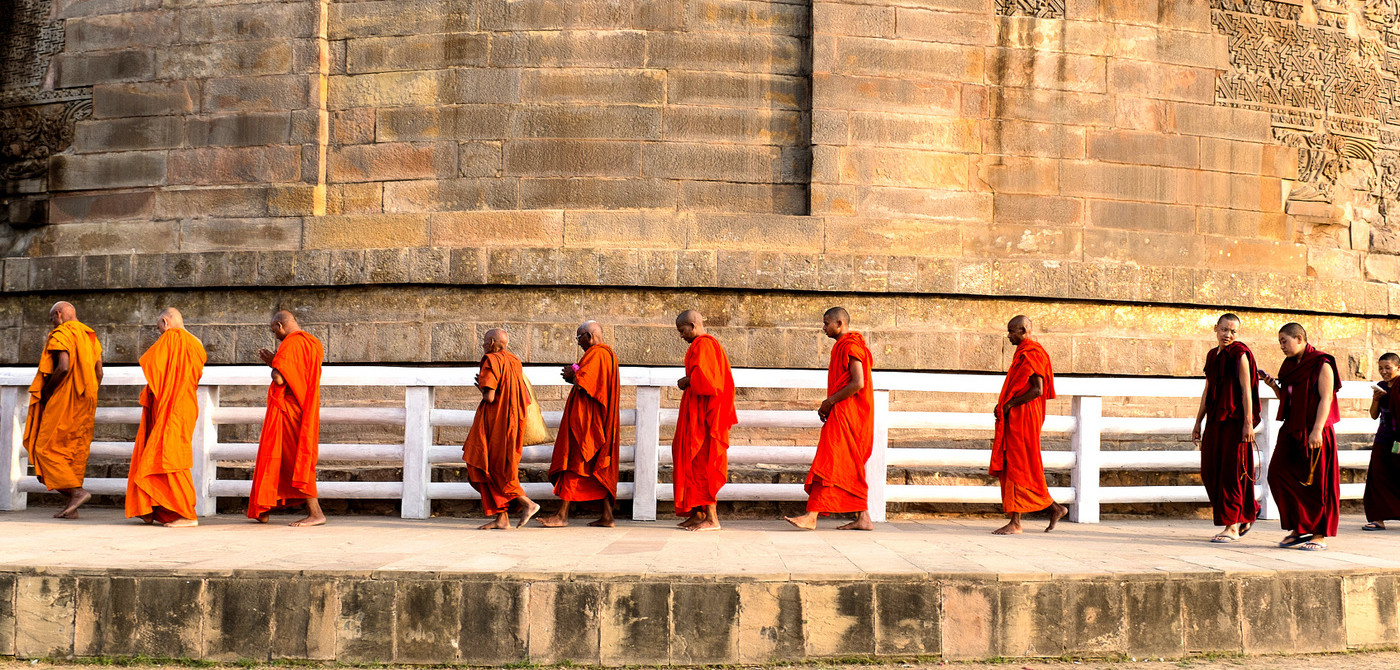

{"left": 3, "top": 508, "right": 1400, "bottom": 578}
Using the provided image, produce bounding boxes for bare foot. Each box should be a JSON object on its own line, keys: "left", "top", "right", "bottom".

{"left": 537, "top": 514, "right": 568, "bottom": 528}
{"left": 253, "top": 512, "right": 270, "bottom": 524}
{"left": 588, "top": 517, "right": 615, "bottom": 528}
{"left": 688, "top": 518, "right": 721, "bottom": 532}
{"left": 52, "top": 508, "right": 67, "bottom": 518}
{"left": 784, "top": 515, "right": 817, "bottom": 530}
{"left": 478, "top": 514, "right": 510, "bottom": 530}
{"left": 163, "top": 518, "right": 199, "bottom": 528}
{"left": 837, "top": 515, "right": 874, "bottom": 531}
{"left": 289, "top": 513, "right": 326, "bottom": 527}
{"left": 56, "top": 509, "right": 79, "bottom": 519}
{"left": 992, "top": 521, "right": 1022, "bottom": 535}
{"left": 678, "top": 511, "right": 704, "bottom": 528}
{"left": 517, "top": 499, "right": 541, "bottom": 529}
{"left": 1044, "top": 503, "right": 1067, "bottom": 532}
{"left": 138, "top": 514, "right": 155, "bottom": 525}
{"left": 56, "top": 489, "right": 91, "bottom": 518}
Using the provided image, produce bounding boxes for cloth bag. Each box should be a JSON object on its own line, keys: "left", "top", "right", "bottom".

{"left": 521, "top": 375, "right": 551, "bottom": 445}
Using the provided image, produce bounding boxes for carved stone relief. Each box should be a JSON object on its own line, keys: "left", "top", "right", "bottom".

{"left": 996, "top": 0, "right": 1066, "bottom": 19}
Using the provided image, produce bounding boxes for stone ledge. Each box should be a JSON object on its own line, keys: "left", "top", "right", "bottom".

{"left": 0, "top": 567, "right": 1379, "bottom": 664}
{"left": 4, "top": 247, "right": 1397, "bottom": 318}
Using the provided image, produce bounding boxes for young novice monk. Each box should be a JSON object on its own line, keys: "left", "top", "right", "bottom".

{"left": 1363, "top": 353, "right": 1400, "bottom": 530}
{"left": 1190, "top": 313, "right": 1260, "bottom": 543}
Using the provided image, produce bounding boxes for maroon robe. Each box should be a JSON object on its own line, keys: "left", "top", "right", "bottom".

{"left": 1364, "top": 379, "right": 1400, "bottom": 522}
{"left": 1200, "top": 341, "right": 1260, "bottom": 527}
{"left": 1266, "top": 345, "right": 1341, "bottom": 537}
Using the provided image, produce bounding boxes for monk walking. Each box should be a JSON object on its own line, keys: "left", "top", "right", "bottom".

{"left": 540, "top": 321, "right": 619, "bottom": 528}
{"left": 1259, "top": 323, "right": 1340, "bottom": 551}
{"left": 1362, "top": 352, "right": 1400, "bottom": 531}
{"left": 248, "top": 310, "right": 326, "bottom": 527}
{"left": 126, "top": 308, "right": 206, "bottom": 528}
{"left": 1190, "top": 313, "right": 1260, "bottom": 543}
{"left": 463, "top": 328, "right": 540, "bottom": 529}
{"left": 25, "top": 301, "right": 103, "bottom": 519}
{"left": 990, "top": 315, "right": 1067, "bottom": 535}
{"left": 672, "top": 310, "right": 737, "bottom": 532}
{"left": 785, "top": 307, "right": 875, "bottom": 531}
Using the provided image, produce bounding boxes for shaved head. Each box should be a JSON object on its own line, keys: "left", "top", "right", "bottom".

{"left": 483, "top": 327, "right": 509, "bottom": 354}
{"left": 675, "top": 310, "right": 706, "bottom": 343}
{"left": 576, "top": 320, "right": 603, "bottom": 350}
{"left": 1279, "top": 322, "right": 1307, "bottom": 341}
{"left": 1006, "top": 315, "right": 1032, "bottom": 346}
{"left": 824, "top": 306, "right": 850, "bottom": 324}
{"left": 272, "top": 310, "right": 298, "bottom": 327}
{"left": 157, "top": 307, "right": 184, "bottom": 332}
{"left": 1217, "top": 313, "right": 1240, "bottom": 326}
{"left": 1008, "top": 315, "right": 1031, "bottom": 330}
{"left": 49, "top": 301, "right": 76, "bottom": 327}
{"left": 676, "top": 310, "right": 702, "bottom": 327}
{"left": 269, "top": 309, "right": 302, "bottom": 340}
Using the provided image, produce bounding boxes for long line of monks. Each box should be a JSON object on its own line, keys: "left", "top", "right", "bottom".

{"left": 22, "top": 302, "right": 1400, "bottom": 548}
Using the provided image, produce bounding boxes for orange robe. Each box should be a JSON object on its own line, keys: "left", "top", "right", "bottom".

{"left": 805, "top": 332, "right": 874, "bottom": 514}
{"left": 247, "top": 331, "right": 324, "bottom": 519}
{"left": 463, "top": 350, "right": 530, "bottom": 515}
{"left": 990, "top": 339, "right": 1057, "bottom": 514}
{"left": 672, "top": 334, "right": 737, "bottom": 516}
{"left": 25, "top": 320, "right": 103, "bottom": 490}
{"left": 549, "top": 343, "right": 620, "bottom": 502}
{"left": 126, "top": 328, "right": 206, "bottom": 523}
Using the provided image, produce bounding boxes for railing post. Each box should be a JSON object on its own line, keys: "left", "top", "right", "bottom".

{"left": 1069, "top": 395, "right": 1101, "bottom": 524}
{"left": 632, "top": 385, "right": 660, "bottom": 521}
{"left": 1257, "top": 396, "right": 1279, "bottom": 520}
{"left": 191, "top": 385, "right": 219, "bottom": 517}
{"left": 1, "top": 387, "right": 26, "bottom": 511}
{"left": 402, "top": 386, "right": 434, "bottom": 519}
{"left": 866, "top": 390, "right": 890, "bottom": 523}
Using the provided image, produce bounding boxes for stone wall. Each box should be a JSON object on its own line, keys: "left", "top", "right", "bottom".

{"left": 1, "top": 0, "right": 1399, "bottom": 379}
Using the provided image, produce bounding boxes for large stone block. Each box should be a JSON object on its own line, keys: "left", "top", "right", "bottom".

{"left": 337, "top": 579, "right": 396, "bottom": 662}
{"left": 1087, "top": 199, "right": 1196, "bottom": 233}
{"left": 669, "top": 71, "right": 807, "bottom": 110}
{"left": 940, "top": 581, "right": 997, "bottom": 660}
{"left": 178, "top": 3, "right": 318, "bottom": 42}
{"left": 347, "top": 33, "right": 488, "bottom": 73}
{"left": 305, "top": 214, "right": 430, "bottom": 249}
{"left": 205, "top": 578, "right": 274, "bottom": 661}
{"left": 893, "top": 6, "right": 992, "bottom": 44}
{"left": 328, "top": 142, "right": 456, "bottom": 183}
{"left": 840, "top": 147, "right": 968, "bottom": 189}
{"left": 384, "top": 178, "right": 515, "bottom": 212}
{"left": 504, "top": 140, "right": 641, "bottom": 178}
{"left": 685, "top": 0, "right": 808, "bottom": 35}
{"left": 491, "top": 30, "right": 647, "bottom": 68}
{"left": 16, "top": 575, "right": 75, "bottom": 658}
{"left": 644, "top": 143, "right": 799, "bottom": 183}
{"left": 395, "top": 580, "right": 461, "bottom": 662}
{"left": 986, "top": 48, "right": 1106, "bottom": 93}
{"left": 136, "top": 578, "right": 205, "bottom": 658}
{"left": 92, "top": 80, "right": 196, "bottom": 118}
{"left": 487, "top": 0, "right": 635, "bottom": 30}
{"left": 737, "top": 582, "right": 804, "bottom": 663}
{"left": 56, "top": 50, "right": 155, "bottom": 87}
{"left": 518, "top": 177, "right": 677, "bottom": 209}
{"left": 156, "top": 186, "right": 270, "bottom": 219}
{"left": 650, "top": 32, "right": 804, "bottom": 73}
{"left": 527, "top": 581, "right": 603, "bottom": 664}
{"left": 49, "top": 190, "right": 156, "bottom": 223}
{"left": 873, "top": 580, "right": 939, "bottom": 655}
{"left": 997, "top": 580, "right": 1067, "bottom": 657}
{"left": 521, "top": 68, "right": 665, "bottom": 104}
{"left": 987, "top": 88, "right": 1114, "bottom": 127}
{"left": 669, "top": 582, "right": 739, "bottom": 664}
{"left": 186, "top": 112, "right": 292, "bottom": 147}
{"left": 1344, "top": 573, "right": 1400, "bottom": 648}
{"left": 855, "top": 186, "right": 991, "bottom": 221}
{"left": 681, "top": 181, "right": 808, "bottom": 215}
{"left": 330, "top": 0, "right": 478, "bottom": 39}
{"left": 824, "top": 217, "right": 960, "bottom": 256}
{"left": 1108, "top": 59, "right": 1215, "bottom": 103}
{"left": 73, "top": 115, "right": 185, "bottom": 153}
{"left": 846, "top": 112, "right": 978, "bottom": 152}
{"left": 459, "top": 581, "right": 528, "bottom": 664}
{"left": 156, "top": 40, "right": 293, "bottom": 79}
{"left": 0, "top": 574, "right": 13, "bottom": 656}
{"left": 1087, "top": 129, "right": 1198, "bottom": 168}
{"left": 513, "top": 104, "right": 662, "bottom": 140}
{"left": 801, "top": 582, "right": 874, "bottom": 657}
{"left": 829, "top": 36, "right": 982, "bottom": 81}
{"left": 430, "top": 211, "right": 563, "bottom": 246}
{"left": 814, "top": 3, "right": 894, "bottom": 38}
{"left": 168, "top": 146, "right": 301, "bottom": 186}
{"left": 181, "top": 218, "right": 302, "bottom": 252}
{"left": 49, "top": 152, "right": 167, "bottom": 191}
{"left": 602, "top": 582, "right": 671, "bottom": 665}
{"left": 376, "top": 106, "right": 511, "bottom": 142}
{"left": 204, "top": 75, "right": 312, "bottom": 112}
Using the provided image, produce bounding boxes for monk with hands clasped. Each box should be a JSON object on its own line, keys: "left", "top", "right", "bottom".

{"left": 463, "top": 328, "right": 540, "bottom": 529}
{"left": 25, "top": 301, "right": 103, "bottom": 519}
{"left": 248, "top": 310, "right": 326, "bottom": 527}
{"left": 540, "top": 321, "right": 620, "bottom": 528}
{"left": 672, "top": 310, "right": 737, "bottom": 532}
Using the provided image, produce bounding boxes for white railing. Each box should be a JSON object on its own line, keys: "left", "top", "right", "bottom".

{"left": 0, "top": 366, "right": 1383, "bottom": 523}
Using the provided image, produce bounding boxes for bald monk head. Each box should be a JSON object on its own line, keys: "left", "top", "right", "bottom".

{"left": 269, "top": 310, "right": 303, "bottom": 341}
{"left": 483, "top": 328, "right": 508, "bottom": 355}
{"left": 157, "top": 308, "right": 184, "bottom": 333}
{"left": 575, "top": 320, "right": 603, "bottom": 351}
{"left": 1278, "top": 322, "right": 1308, "bottom": 358}
{"left": 675, "top": 310, "right": 706, "bottom": 343}
{"left": 822, "top": 307, "right": 850, "bottom": 340}
{"left": 1007, "top": 315, "right": 1032, "bottom": 345}
{"left": 1214, "top": 313, "right": 1240, "bottom": 348}
{"left": 49, "top": 301, "right": 76, "bottom": 328}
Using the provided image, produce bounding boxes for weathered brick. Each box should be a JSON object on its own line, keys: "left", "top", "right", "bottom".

{"left": 330, "top": 0, "right": 479, "bottom": 39}
{"left": 1087, "top": 129, "right": 1198, "bottom": 168}
{"left": 186, "top": 112, "right": 292, "bottom": 147}
{"left": 204, "top": 75, "right": 312, "bottom": 112}
{"left": 72, "top": 116, "right": 183, "bottom": 152}
{"left": 156, "top": 186, "right": 271, "bottom": 218}
{"left": 845, "top": 112, "right": 978, "bottom": 152}
{"left": 180, "top": 217, "right": 302, "bottom": 252}
{"left": 669, "top": 71, "right": 807, "bottom": 110}
{"left": 49, "top": 152, "right": 167, "bottom": 191}
{"left": 56, "top": 0, "right": 159, "bottom": 19}
{"left": 518, "top": 177, "right": 676, "bottom": 209}
{"left": 682, "top": 181, "right": 807, "bottom": 214}
{"left": 644, "top": 143, "right": 801, "bottom": 182}
{"left": 326, "top": 182, "right": 385, "bottom": 215}
{"left": 1060, "top": 160, "right": 1181, "bottom": 203}
{"left": 664, "top": 106, "right": 807, "bottom": 145}
{"left": 513, "top": 104, "right": 662, "bottom": 140}
{"left": 92, "top": 80, "right": 195, "bottom": 118}
{"left": 304, "top": 214, "right": 430, "bottom": 249}
{"left": 830, "top": 36, "right": 982, "bottom": 80}
{"left": 1087, "top": 199, "right": 1196, "bottom": 233}
{"left": 430, "top": 210, "right": 564, "bottom": 246}
{"left": 814, "top": 3, "right": 894, "bottom": 37}
{"left": 563, "top": 211, "right": 684, "bottom": 249}
{"left": 55, "top": 50, "right": 154, "bottom": 87}
{"left": 505, "top": 140, "right": 641, "bottom": 177}
{"left": 168, "top": 146, "right": 301, "bottom": 185}
{"left": 1171, "top": 103, "right": 1271, "bottom": 141}
{"left": 489, "top": 0, "right": 633, "bottom": 30}
{"left": 156, "top": 40, "right": 293, "bottom": 79}
{"left": 179, "top": 3, "right": 318, "bottom": 42}
{"left": 1198, "top": 137, "right": 1264, "bottom": 174}
{"left": 993, "top": 193, "right": 1083, "bottom": 226}
{"left": 329, "top": 142, "right": 456, "bottom": 183}
{"left": 686, "top": 213, "right": 821, "bottom": 252}
{"left": 842, "top": 147, "right": 969, "bottom": 189}
{"left": 685, "top": 0, "right": 808, "bottom": 35}
{"left": 65, "top": 11, "right": 175, "bottom": 51}
{"left": 376, "top": 105, "right": 510, "bottom": 141}
{"left": 491, "top": 30, "right": 647, "bottom": 68}
{"left": 651, "top": 32, "right": 804, "bottom": 73}
{"left": 521, "top": 68, "right": 665, "bottom": 104}
{"left": 383, "top": 178, "right": 515, "bottom": 212}
{"left": 49, "top": 190, "right": 157, "bottom": 223}
{"left": 347, "top": 33, "right": 488, "bottom": 74}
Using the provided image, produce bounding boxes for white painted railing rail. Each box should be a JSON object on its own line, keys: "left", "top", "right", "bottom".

{"left": 0, "top": 366, "right": 1384, "bottom": 523}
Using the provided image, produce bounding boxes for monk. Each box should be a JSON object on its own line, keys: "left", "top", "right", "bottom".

{"left": 1363, "top": 352, "right": 1400, "bottom": 531}
{"left": 672, "top": 310, "right": 737, "bottom": 532}
{"left": 1259, "top": 322, "right": 1340, "bottom": 551}
{"left": 463, "top": 328, "right": 540, "bottom": 529}
{"left": 248, "top": 310, "right": 326, "bottom": 526}
{"left": 126, "top": 308, "right": 206, "bottom": 528}
{"left": 1190, "top": 313, "right": 1261, "bottom": 543}
{"left": 539, "top": 321, "right": 620, "bottom": 528}
{"left": 24, "top": 301, "right": 103, "bottom": 519}
{"left": 990, "top": 315, "right": 1067, "bottom": 535}
{"left": 785, "top": 307, "right": 875, "bottom": 531}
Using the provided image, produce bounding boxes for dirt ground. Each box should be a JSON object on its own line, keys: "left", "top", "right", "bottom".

{"left": 8, "top": 652, "right": 1400, "bottom": 670}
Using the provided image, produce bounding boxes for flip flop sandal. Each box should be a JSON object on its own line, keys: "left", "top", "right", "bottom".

{"left": 1211, "top": 534, "right": 1239, "bottom": 543}
{"left": 1299, "top": 541, "right": 1328, "bottom": 551}
{"left": 1363, "top": 522, "right": 1386, "bottom": 531}
{"left": 1238, "top": 524, "right": 1252, "bottom": 537}
{"left": 1278, "top": 534, "right": 1313, "bottom": 548}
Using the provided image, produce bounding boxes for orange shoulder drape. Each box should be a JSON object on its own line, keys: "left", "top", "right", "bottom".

{"left": 247, "top": 331, "right": 324, "bottom": 518}
{"left": 672, "top": 334, "right": 737, "bottom": 516}
{"left": 805, "top": 332, "right": 874, "bottom": 514}
{"left": 126, "top": 328, "right": 206, "bottom": 522}
{"left": 463, "top": 350, "right": 531, "bottom": 515}
{"left": 549, "top": 343, "right": 620, "bottom": 502}
{"left": 990, "top": 339, "right": 1056, "bottom": 514}
{"left": 25, "top": 320, "right": 102, "bottom": 490}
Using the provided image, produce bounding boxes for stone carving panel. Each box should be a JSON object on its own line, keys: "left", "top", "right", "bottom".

{"left": 0, "top": 100, "right": 91, "bottom": 181}
{"left": 1212, "top": 0, "right": 1400, "bottom": 250}
{"left": 995, "top": 0, "right": 1066, "bottom": 18}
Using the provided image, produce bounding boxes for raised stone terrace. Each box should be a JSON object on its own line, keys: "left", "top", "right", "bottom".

{"left": 1, "top": 507, "right": 1398, "bottom": 664}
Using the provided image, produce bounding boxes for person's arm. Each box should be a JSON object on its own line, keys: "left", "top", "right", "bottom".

{"left": 818, "top": 358, "right": 864, "bottom": 421}
{"left": 1238, "top": 355, "right": 1256, "bottom": 444}
{"left": 94, "top": 357, "right": 103, "bottom": 384}
{"left": 1259, "top": 370, "right": 1282, "bottom": 398}
{"left": 1371, "top": 386, "right": 1384, "bottom": 420}
{"left": 271, "top": 369, "right": 285, "bottom": 386}
{"left": 39, "top": 350, "right": 71, "bottom": 403}
{"left": 1002, "top": 375, "right": 1044, "bottom": 414}
{"left": 1309, "top": 366, "right": 1335, "bottom": 450}
{"left": 1191, "top": 378, "right": 1210, "bottom": 445}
